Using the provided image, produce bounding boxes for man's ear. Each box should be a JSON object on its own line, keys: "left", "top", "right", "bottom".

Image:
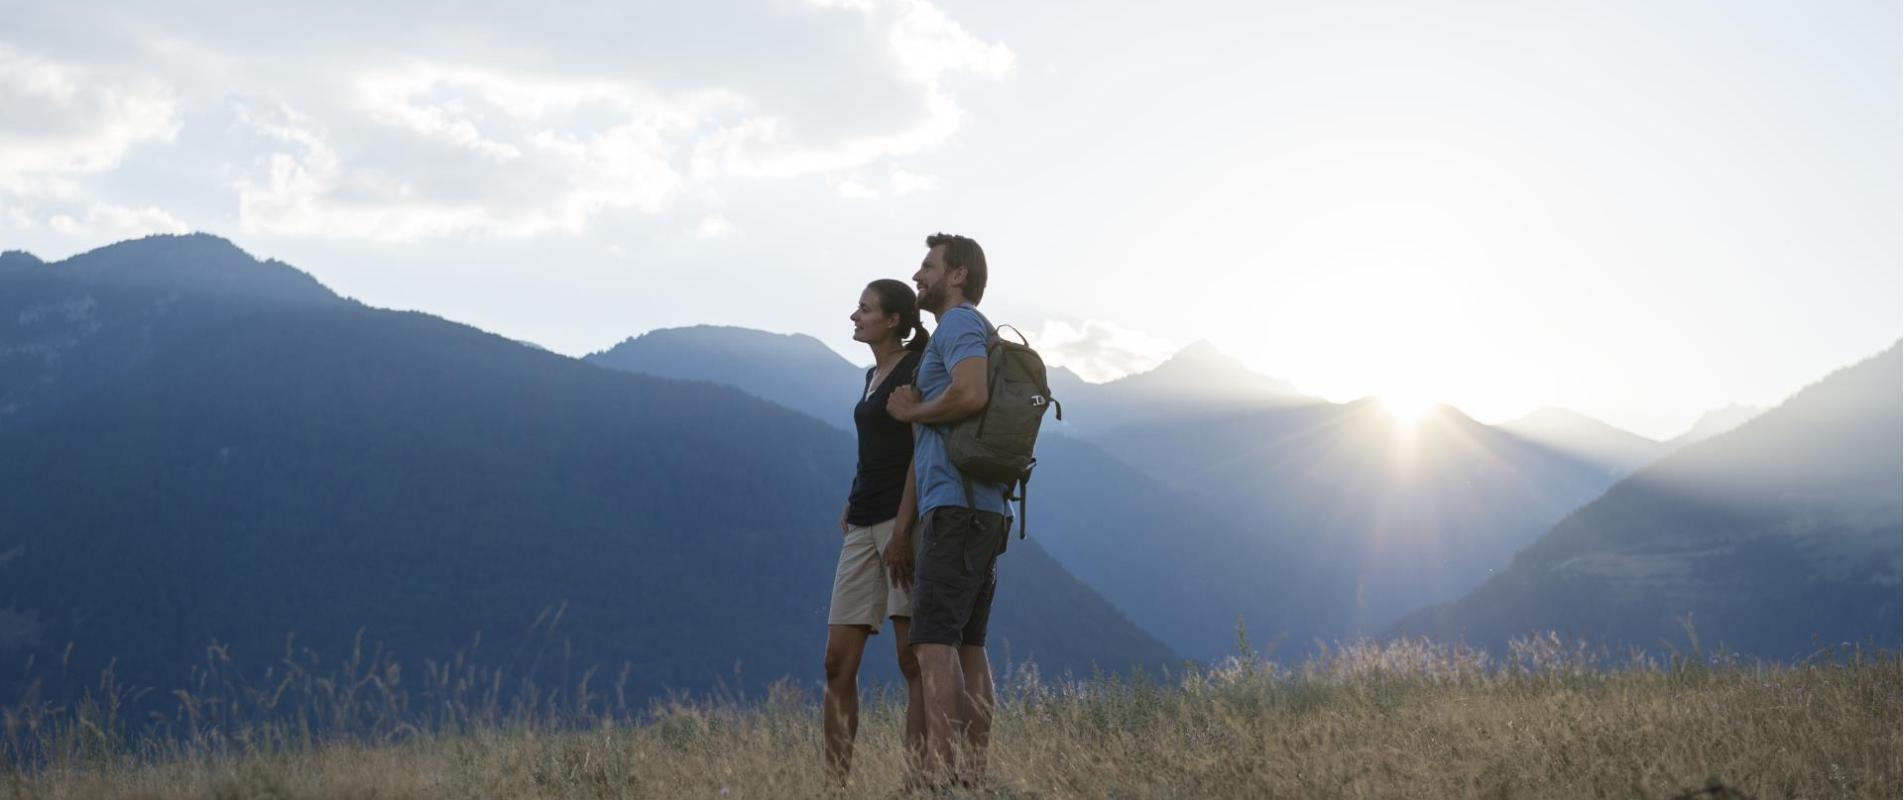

{"left": 949, "top": 265, "right": 967, "bottom": 292}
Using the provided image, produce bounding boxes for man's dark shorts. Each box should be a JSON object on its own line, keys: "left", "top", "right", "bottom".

{"left": 908, "top": 506, "right": 1008, "bottom": 648}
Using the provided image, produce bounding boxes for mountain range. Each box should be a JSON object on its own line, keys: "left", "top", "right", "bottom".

{"left": 1043, "top": 341, "right": 1314, "bottom": 435}
{"left": 0, "top": 235, "right": 1176, "bottom": 705}
{"left": 586, "top": 326, "right": 865, "bottom": 430}
{"left": 1501, "top": 403, "right": 1767, "bottom": 478}
{"left": 1501, "top": 407, "right": 1672, "bottom": 477}
{"left": 1394, "top": 344, "right": 1901, "bottom": 657}
{"left": 582, "top": 321, "right": 1879, "bottom": 661}
{"left": 2, "top": 232, "right": 1892, "bottom": 704}
{"left": 583, "top": 330, "right": 1641, "bottom": 656}
{"left": 1087, "top": 400, "right": 1626, "bottom": 641}
{"left": 1669, "top": 404, "right": 1767, "bottom": 448}
{"left": 585, "top": 328, "right": 1306, "bottom": 659}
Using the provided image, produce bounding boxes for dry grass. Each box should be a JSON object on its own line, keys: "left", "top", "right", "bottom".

{"left": 2, "top": 636, "right": 1896, "bottom": 799}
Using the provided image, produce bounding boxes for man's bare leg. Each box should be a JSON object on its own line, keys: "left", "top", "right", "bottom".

{"left": 956, "top": 644, "right": 995, "bottom": 784}
{"left": 822, "top": 624, "right": 871, "bottom": 785}
{"left": 914, "top": 642, "right": 965, "bottom": 784}
{"left": 891, "top": 618, "right": 927, "bottom": 776}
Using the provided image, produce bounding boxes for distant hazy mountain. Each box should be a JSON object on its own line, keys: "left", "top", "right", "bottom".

{"left": 1393, "top": 344, "right": 1901, "bottom": 659}
{"left": 0, "top": 234, "right": 342, "bottom": 433}
{"left": 583, "top": 332, "right": 1312, "bottom": 438}
{"left": 588, "top": 328, "right": 1319, "bottom": 659}
{"left": 1051, "top": 342, "right": 1315, "bottom": 434}
{"left": 1046, "top": 364, "right": 1091, "bottom": 409}
{"left": 1093, "top": 400, "right": 1624, "bottom": 642}
{"left": 585, "top": 326, "right": 864, "bottom": 429}
{"left": 1502, "top": 407, "right": 1666, "bottom": 477}
{"left": 0, "top": 236, "right": 1177, "bottom": 706}
{"left": 1025, "top": 435, "right": 1305, "bottom": 659}
{"left": 587, "top": 328, "right": 1637, "bottom": 657}
{"left": 1668, "top": 403, "right": 1766, "bottom": 448}
{"left": 1499, "top": 403, "right": 1771, "bottom": 479}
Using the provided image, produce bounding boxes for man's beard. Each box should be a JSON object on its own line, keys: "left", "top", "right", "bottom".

{"left": 917, "top": 282, "right": 945, "bottom": 313}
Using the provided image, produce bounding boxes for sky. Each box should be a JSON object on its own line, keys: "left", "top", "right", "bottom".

{"left": 1, "top": 0, "right": 1897, "bottom": 440}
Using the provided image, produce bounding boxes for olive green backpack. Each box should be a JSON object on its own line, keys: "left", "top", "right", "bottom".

{"left": 942, "top": 308, "right": 1062, "bottom": 538}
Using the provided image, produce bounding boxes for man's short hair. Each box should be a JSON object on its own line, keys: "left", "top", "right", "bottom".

{"left": 926, "top": 233, "right": 987, "bottom": 305}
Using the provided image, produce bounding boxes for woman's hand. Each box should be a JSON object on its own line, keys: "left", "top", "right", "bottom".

{"left": 885, "top": 525, "right": 914, "bottom": 591}
{"left": 839, "top": 503, "right": 850, "bottom": 537}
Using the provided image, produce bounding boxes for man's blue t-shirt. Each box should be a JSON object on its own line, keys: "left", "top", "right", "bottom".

{"left": 913, "top": 303, "right": 1012, "bottom": 519}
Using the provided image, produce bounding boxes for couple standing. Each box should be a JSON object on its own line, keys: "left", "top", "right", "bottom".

{"left": 824, "top": 232, "right": 1012, "bottom": 789}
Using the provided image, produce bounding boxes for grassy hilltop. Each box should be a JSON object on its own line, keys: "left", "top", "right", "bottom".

{"left": 2, "top": 637, "right": 1896, "bottom": 799}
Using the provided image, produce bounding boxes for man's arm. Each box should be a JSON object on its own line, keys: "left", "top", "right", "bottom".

{"left": 886, "top": 455, "right": 918, "bottom": 590}
{"left": 886, "top": 356, "right": 987, "bottom": 425}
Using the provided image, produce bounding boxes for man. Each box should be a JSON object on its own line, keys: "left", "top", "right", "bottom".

{"left": 886, "top": 232, "right": 1010, "bottom": 787}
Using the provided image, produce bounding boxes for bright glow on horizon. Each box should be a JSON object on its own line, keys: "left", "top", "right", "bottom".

{"left": 1381, "top": 392, "right": 1439, "bottom": 427}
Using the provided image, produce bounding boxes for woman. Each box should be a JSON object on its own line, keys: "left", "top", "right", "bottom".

{"left": 823, "top": 278, "right": 928, "bottom": 785}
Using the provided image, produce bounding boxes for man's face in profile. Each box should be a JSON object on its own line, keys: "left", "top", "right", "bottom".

{"left": 913, "top": 245, "right": 958, "bottom": 314}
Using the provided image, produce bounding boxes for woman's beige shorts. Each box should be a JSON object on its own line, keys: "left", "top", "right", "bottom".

{"left": 827, "top": 517, "right": 914, "bottom": 633}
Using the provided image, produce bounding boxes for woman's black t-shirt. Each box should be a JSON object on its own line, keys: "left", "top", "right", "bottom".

{"left": 846, "top": 351, "right": 921, "bottom": 526}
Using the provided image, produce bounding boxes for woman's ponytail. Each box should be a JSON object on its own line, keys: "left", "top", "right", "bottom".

{"left": 904, "top": 320, "right": 930, "bottom": 353}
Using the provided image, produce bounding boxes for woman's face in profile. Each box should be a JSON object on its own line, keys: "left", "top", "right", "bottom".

{"left": 849, "top": 288, "right": 897, "bottom": 344}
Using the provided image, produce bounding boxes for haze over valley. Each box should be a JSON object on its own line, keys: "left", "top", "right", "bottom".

{"left": 2, "top": 235, "right": 1893, "bottom": 709}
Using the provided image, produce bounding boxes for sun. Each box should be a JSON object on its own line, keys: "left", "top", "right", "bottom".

{"left": 1381, "top": 391, "right": 1438, "bottom": 426}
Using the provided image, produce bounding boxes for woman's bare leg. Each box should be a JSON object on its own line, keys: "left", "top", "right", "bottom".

{"left": 822, "top": 624, "right": 871, "bottom": 785}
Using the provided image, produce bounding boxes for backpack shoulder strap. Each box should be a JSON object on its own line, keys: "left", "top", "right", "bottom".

{"left": 954, "top": 305, "right": 993, "bottom": 513}
{"left": 958, "top": 305, "right": 998, "bottom": 341}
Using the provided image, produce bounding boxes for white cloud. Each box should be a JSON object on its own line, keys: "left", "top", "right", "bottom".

{"left": 831, "top": 165, "right": 938, "bottom": 200}
{"left": 889, "top": 167, "right": 938, "bottom": 196}
{"left": 688, "top": 0, "right": 1013, "bottom": 181}
{"left": 834, "top": 174, "right": 880, "bottom": 199}
{"left": 357, "top": 68, "right": 526, "bottom": 163}
{"left": 3, "top": 207, "right": 34, "bottom": 231}
{"left": 0, "top": 44, "right": 181, "bottom": 192}
{"left": 690, "top": 214, "right": 735, "bottom": 239}
{"left": 232, "top": 67, "right": 714, "bottom": 241}
{"left": 47, "top": 202, "right": 191, "bottom": 239}
{"left": 0, "top": 44, "right": 182, "bottom": 229}
{"left": 685, "top": 82, "right": 965, "bottom": 182}
{"left": 214, "top": 2, "right": 1009, "bottom": 240}
{"left": 1030, "top": 320, "right": 1177, "bottom": 383}
{"left": 233, "top": 101, "right": 448, "bottom": 240}
{"left": 879, "top": 0, "right": 1016, "bottom": 86}
{"left": 0, "top": 1, "right": 1011, "bottom": 244}
{"left": 811, "top": 0, "right": 1014, "bottom": 85}
{"left": 808, "top": 0, "right": 877, "bottom": 12}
